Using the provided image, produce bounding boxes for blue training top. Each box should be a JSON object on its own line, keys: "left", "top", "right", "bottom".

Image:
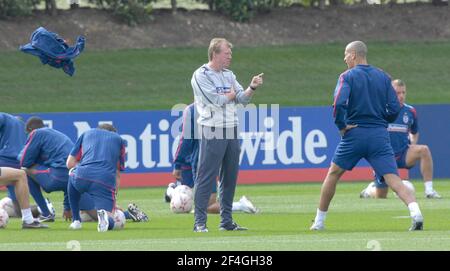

{"left": 333, "top": 64, "right": 400, "bottom": 130}
{"left": 71, "top": 128, "right": 125, "bottom": 188}
{"left": 18, "top": 127, "right": 74, "bottom": 170}
{"left": 173, "top": 103, "right": 199, "bottom": 175}
{"left": 0, "top": 113, "right": 27, "bottom": 166}
{"left": 387, "top": 103, "right": 418, "bottom": 154}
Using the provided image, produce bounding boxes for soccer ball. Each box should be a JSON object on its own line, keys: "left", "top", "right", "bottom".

{"left": 0, "top": 197, "right": 17, "bottom": 217}
{"left": 0, "top": 208, "right": 9, "bottom": 228}
{"left": 402, "top": 180, "right": 415, "bottom": 195}
{"left": 113, "top": 209, "right": 126, "bottom": 230}
{"left": 174, "top": 185, "right": 193, "bottom": 199}
{"left": 170, "top": 191, "right": 193, "bottom": 214}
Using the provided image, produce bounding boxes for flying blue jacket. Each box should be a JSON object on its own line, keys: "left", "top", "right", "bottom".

{"left": 20, "top": 27, "right": 85, "bottom": 76}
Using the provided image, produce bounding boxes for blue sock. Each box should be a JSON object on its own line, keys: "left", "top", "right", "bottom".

{"left": 123, "top": 210, "right": 132, "bottom": 220}
{"left": 107, "top": 216, "right": 115, "bottom": 230}
{"left": 68, "top": 181, "right": 81, "bottom": 222}
{"left": 27, "top": 177, "right": 50, "bottom": 216}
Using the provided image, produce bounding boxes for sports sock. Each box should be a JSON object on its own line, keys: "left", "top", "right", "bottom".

{"left": 21, "top": 208, "right": 34, "bottom": 224}
{"left": 408, "top": 202, "right": 423, "bottom": 221}
{"left": 314, "top": 208, "right": 327, "bottom": 224}
{"left": 424, "top": 181, "right": 433, "bottom": 194}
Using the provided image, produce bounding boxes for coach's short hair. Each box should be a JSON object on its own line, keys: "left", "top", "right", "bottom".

{"left": 208, "top": 38, "right": 232, "bottom": 61}
{"left": 26, "top": 116, "right": 45, "bottom": 133}
{"left": 98, "top": 123, "right": 117, "bottom": 133}
{"left": 392, "top": 79, "right": 406, "bottom": 87}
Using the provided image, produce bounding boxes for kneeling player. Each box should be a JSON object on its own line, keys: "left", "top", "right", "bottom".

{"left": 360, "top": 79, "right": 440, "bottom": 199}
{"left": 66, "top": 124, "right": 129, "bottom": 232}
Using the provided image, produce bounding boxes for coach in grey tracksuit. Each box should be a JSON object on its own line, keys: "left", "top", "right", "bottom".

{"left": 191, "top": 38, "right": 263, "bottom": 232}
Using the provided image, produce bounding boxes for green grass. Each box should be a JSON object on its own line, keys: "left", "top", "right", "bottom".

{"left": 1, "top": 41, "right": 449, "bottom": 113}
{"left": 1, "top": 179, "right": 449, "bottom": 251}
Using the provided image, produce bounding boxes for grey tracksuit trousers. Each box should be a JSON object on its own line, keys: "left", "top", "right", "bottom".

{"left": 194, "top": 126, "right": 240, "bottom": 228}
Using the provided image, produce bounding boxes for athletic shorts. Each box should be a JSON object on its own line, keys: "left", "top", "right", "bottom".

{"left": 69, "top": 175, "right": 115, "bottom": 212}
{"left": 333, "top": 127, "right": 398, "bottom": 177}
{"left": 29, "top": 165, "right": 68, "bottom": 193}
{"left": 374, "top": 147, "right": 410, "bottom": 188}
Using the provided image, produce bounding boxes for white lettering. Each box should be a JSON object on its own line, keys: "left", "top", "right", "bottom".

{"left": 157, "top": 120, "right": 171, "bottom": 167}
{"left": 139, "top": 124, "right": 157, "bottom": 168}
{"left": 305, "top": 130, "right": 327, "bottom": 164}
{"left": 276, "top": 117, "right": 305, "bottom": 164}
{"left": 121, "top": 134, "right": 139, "bottom": 169}
{"left": 239, "top": 132, "right": 263, "bottom": 165}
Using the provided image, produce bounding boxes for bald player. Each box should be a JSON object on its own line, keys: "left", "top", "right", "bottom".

{"left": 310, "top": 41, "right": 424, "bottom": 231}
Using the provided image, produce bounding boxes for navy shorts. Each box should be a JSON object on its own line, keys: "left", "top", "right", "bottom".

{"left": 333, "top": 127, "right": 398, "bottom": 177}
{"left": 70, "top": 175, "right": 115, "bottom": 212}
{"left": 30, "top": 165, "right": 67, "bottom": 193}
{"left": 374, "top": 147, "right": 410, "bottom": 188}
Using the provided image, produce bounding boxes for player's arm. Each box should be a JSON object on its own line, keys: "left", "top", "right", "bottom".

{"left": 62, "top": 190, "right": 71, "bottom": 213}
{"left": 333, "top": 74, "right": 350, "bottom": 131}
{"left": 18, "top": 130, "right": 40, "bottom": 168}
{"left": 67, "top": 134, "right": 83, "bottom": 170}
{"left": 115, "top": 142, "right": 126, "bottom": 195}
{"left": 173, "top": 107, "right": 195, "bottom": 179}
{"left": 116, "top": 169, "right": 121, "bottom": 195}
{"left": 66, "top": 155, "right": 79, "bottom": 170}
{"left": 410, "top": 132, "right": 419, "bottom": 145}
{"left": 385, "top": 80, "right": 401, "bottom": 123}
{"left": 409, "top": 107, "right": 419, "bottom": 145}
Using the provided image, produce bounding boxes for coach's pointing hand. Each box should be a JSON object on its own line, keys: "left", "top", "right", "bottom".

{"left": 249, "top": 73, "right": 264, "bottom": 90}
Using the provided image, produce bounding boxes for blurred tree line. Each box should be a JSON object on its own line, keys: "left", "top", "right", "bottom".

{"left": 0, "top": 0, "right": 448, "bottom": 24}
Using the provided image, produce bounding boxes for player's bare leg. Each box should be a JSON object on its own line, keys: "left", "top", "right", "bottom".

{"left": 310, "top": 163, "right": 345, "bottom": 230}
{"left": 0, "top": 168, "right": 48, "bottom": 228}
{"left": 375, "top": 187, "right": 388, "bottom": 198}
{"left": 318, "top": 163, "right": 346, "bottom": 211}
{"left": 384, "top": 173, "right": 423, "bottom": 230}
{"left": 207, "top": 193, "right": 220, "bottom": 213}
{"left": 405, "top": 145, "right": 439, "bottom": 198}
{"left": 0, "top": 168, "right": 31, "bottom": 211}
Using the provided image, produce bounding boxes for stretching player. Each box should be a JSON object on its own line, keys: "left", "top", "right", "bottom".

{"left": 67, "top": 124, "right": 146, "bottom": 232}
{"left": 310, "top": 41, "right": 423, "bottom": 231}
{"left": 17, "top": 116, "right": 92, "bottom": 222}
{"left": 0, "top": 167, "right": 48, "bottom": 228}
{"left": 0, "top": 113, "right": 42, "bottom": 219}
{"left": 168, "top": 103, "right": 259, "bottom": 214}
{"left": 360, "top": 79, "right": 441, "bottom": 199}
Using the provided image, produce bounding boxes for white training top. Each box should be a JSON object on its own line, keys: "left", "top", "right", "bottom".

{"left": 191, "top": 64, "right": 251, "bottom": 128}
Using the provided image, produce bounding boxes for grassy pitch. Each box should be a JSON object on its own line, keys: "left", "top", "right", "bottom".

{"left": 0, "top": 179, "right": 449, "bottom": 251}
